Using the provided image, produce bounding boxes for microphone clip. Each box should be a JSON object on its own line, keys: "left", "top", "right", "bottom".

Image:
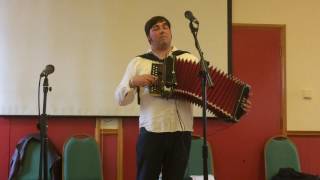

{"left": 189, "top": 20, "right": 199, "bottom": 33}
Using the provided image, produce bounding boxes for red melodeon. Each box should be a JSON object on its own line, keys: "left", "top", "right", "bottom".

{"left": 150, "top": 57, "right": 250, "bottom": 122}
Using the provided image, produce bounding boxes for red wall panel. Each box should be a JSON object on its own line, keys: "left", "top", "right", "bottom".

{"left": 101, "top": 134, "right": 118, "bottom": 180}
{"left": 291, "top": 136, "right": 320, "bottom": 174}
{"left": 122, "top": 118, "right": 139, "bottom": 180}
{"left": 0, "top": 118, "right": 10, "bottom": 180}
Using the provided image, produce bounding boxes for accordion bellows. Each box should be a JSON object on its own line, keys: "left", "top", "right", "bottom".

{"left": 151, "top": 58, "right": 250, "bottom": 122}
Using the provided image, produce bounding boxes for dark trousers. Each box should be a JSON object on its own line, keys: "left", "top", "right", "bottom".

{"left": 136, "top": 127, "right": 191, "bottom": 180}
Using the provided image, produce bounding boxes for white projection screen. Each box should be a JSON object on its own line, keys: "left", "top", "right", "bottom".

{"left": 0, "top": 0, "right": 229, "bottom": 116}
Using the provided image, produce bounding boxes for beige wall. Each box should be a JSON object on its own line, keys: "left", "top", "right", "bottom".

{"left": 233, "top": 0, "right": 320, "bottom": 132}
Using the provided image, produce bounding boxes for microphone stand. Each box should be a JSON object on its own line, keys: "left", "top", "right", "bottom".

{"left": 188, "top": 20, "right": 213, "bottom": 180}
{"left": 38, "top": 76, "right": 51, "bottom": 180}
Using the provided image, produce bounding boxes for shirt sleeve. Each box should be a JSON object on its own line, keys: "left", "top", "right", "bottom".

{"left": 114, "top": 58, "right": 138, "bottom": 106}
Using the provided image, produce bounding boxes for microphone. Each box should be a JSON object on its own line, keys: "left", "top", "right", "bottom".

{"left": 184, "top": 10, "right": 199, "bottom": 24}
{"left": 40, "top": 64, "right": 55, "bottom": 77}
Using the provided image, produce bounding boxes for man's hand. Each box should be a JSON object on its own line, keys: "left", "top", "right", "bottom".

{"left": 129, "top": 75, "right": 157, "bottom": 88}
{"left": 242, "top": 98, "right": 252, "bottom": 112}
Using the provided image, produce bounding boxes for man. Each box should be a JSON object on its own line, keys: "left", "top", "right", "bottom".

{"left": 115, "top": 16, "right": 197, "bottom": 180}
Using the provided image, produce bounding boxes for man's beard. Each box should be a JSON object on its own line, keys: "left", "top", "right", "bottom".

{"left": 157, "top": 40, "right": 170, "bottom": 50}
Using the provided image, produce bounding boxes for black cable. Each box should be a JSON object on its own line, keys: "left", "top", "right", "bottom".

{"left": 37, "top": 76, "right": 43, "bottom": 179}
{"left": 38, "top": 77, "right": 42, "bottom": 117}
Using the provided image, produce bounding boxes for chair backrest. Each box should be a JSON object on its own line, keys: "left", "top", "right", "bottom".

{"left": 63, "top": 135, "right": 103, "bottom": 180}
{"left": 9, "top": 133, "right": 60, "bottom": 180}
{"left": 15, "top": 139, "right": 44, "bottom": 180}
{"left": 184, "top": 136, "right": 214, "bottom": 178}
{"left": 264, "top": 135, "right": 301, "bottom": 180}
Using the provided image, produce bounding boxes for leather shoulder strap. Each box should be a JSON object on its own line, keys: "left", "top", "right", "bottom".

{"left": 137, "top": 50, "right": 190, "bottom": 61}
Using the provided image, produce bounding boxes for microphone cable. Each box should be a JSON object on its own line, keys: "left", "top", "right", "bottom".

{"left": 37, "top": 77, "right": 42, "bottom": 119}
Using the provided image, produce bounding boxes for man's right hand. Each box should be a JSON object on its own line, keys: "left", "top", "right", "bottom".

{"left": 129, "top": 75, "right": 157, "bottom": 88}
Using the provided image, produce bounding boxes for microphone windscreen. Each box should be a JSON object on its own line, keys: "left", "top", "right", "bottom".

{"left": 46, "top": 64, "right": 55, "bottom": 74}
{"left": 184, "top": 11, "right": 192, "bottom": 19}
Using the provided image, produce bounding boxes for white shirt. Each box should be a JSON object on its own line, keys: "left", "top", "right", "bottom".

{"left": 115, "top": 47, "right": 198, "bottom": 133}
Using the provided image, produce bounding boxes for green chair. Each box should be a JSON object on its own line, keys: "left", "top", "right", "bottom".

{"left": 9, "top": 133, "right": 61, "bottom": 180}
{"left": 63, "top": 135, "right": 103, "bottom": 180}
{"left": 264, "top": 135, "right": 301, "bottom": 180}
{"left": 184, "top": 135, "right": 214, "bottom": 179}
